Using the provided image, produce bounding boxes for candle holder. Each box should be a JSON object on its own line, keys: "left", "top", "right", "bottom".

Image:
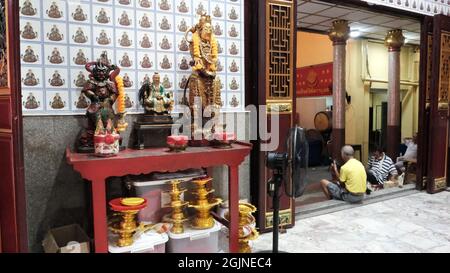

{"left": 162, "top": 180, "right": 189, "bottom": 234}
{"left": 225, "top": 202, "right": 259, "bottom": 253}
{"left": 210, "top": 132, "right": 237, "bottom": 149}
{"left": 167, "top": 135, "right": 188, "bottom": 152}
{"left": 189, "top": 177, "right": 223, "bottom": 229}
{"left": 108, "top": 198, "right": 147, "bottom": 247}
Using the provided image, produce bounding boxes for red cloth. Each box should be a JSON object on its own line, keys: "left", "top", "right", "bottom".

{"left": 296, "top": 62, "right": 333, "bottom": 97}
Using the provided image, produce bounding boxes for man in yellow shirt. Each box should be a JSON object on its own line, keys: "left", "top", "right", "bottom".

{"left": 320, "top": 146, "right": 367, "bottom": 203}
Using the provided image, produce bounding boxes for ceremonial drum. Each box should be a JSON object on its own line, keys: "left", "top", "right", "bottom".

{"left": 314, "top": 111, "right": 333, "bottom": 134}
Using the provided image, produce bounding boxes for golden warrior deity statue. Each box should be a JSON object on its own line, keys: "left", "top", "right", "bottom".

{"left": 183, "top": 14, "right": 222, "bottom": 141}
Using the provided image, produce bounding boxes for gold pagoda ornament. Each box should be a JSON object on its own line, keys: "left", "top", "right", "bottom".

{"left": 163, "top": 180, "right": 189, "bottom": 234}
{"left": 225, "top": 202, "right": 259, "bottom": 253}
{"left": 108, "top": 197, "right": 147, "bottom": 247}
{"left": 189, "top": 177, "right": 222, "bottom": 229}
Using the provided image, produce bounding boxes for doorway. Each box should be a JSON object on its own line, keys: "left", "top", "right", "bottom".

{"left": 294, "top": 0, "right": 421, "bottom": 206}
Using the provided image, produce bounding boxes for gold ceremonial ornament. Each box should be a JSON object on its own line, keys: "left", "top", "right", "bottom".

{"left": 189, "top": 177, "right": 223, "bottom": 229}
{"left": 163, "top": 180, "right": 189, "bottom": 234}
{"left": 108, "top": 198, "right": 147, "bottom": 247}
{"left": 225, "top": 202, "right": 259, "bottom": 253}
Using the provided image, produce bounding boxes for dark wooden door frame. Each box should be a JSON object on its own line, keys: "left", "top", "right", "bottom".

{"left": 0, "top": 0, "right": 27, "bottom": 252}
{"left": 417, "top": 16, "right": 433, "bottom": 191}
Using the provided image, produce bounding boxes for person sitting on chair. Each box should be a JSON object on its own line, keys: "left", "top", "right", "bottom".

{"left": 395, "top": 133, "right": 417, "bottom": 173}
{"left": 320, "top": 146, "right": 366, "bottom": 204}
{"left": 366, "top": 146, "right": 398, "bottom": 194}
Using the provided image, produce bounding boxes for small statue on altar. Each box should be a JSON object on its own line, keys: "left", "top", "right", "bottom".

{"left": 138, "top": 72, "right": 173, "bottom": 115}
{"left": 133, "top": 73, "right": 174, "bottom": 149}
{"left": 76, "top": 51, "right": 126, "bottom": 153}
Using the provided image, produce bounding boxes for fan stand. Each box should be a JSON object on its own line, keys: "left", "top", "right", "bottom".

{"left": 258, "top": 168, "right": 288, "bottom": 253}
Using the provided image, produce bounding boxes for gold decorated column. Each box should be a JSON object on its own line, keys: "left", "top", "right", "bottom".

{"left": 328, "top": 20, "right": 350, "bottom": 162}
{"left": 385, "top": 29, "right": 405, "bottom": 160}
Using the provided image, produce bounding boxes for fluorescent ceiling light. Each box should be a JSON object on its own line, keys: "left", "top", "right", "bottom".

{"left": 350, "top": 30, "right": 361, "bottom": 38}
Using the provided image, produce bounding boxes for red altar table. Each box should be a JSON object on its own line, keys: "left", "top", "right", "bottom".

{"left": 66, "top": 142, "right": 252, "bottom": 253}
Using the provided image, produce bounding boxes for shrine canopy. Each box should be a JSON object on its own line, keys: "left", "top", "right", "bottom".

{"left": 296, "top": 62, "right": 333, "bottom": 97}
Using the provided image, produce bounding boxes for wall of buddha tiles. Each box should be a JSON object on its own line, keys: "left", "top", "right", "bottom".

{"left": 19, "top": 0, "right": 245, "bottom": 115}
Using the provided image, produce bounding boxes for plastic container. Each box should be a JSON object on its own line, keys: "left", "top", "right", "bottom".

{"left": 132, "top": 169, "right": 206, "bottom": 223}
{"left": 167, "top": 220, "right": 221, "bottom": 253}
{"left": 133, "top": 179, "right": 171, "bottom": 223}
{"left": 108, "top": 232, "right": 169, "bottom": 253}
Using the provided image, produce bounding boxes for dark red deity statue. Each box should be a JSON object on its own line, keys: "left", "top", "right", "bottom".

{"left": 77, "top": 52, "right": 121, "bottom": 153}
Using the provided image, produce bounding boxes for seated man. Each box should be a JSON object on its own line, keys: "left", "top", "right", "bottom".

{"left": 366, "top": 146, "right": 398, "bottom": 193}
{"left": 320, "top": 146, "right": 366, "bottom": 204}
{"left": 395, "top": 134, "right": 417, "bottom": 173}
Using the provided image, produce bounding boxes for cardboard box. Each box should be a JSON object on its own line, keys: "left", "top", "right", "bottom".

{"left": 42, "top": 224, "right": 91, "bottom": 253}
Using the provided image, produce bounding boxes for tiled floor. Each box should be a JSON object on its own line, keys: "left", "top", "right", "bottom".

{"left": 252, "top": 191, "right": 450, "bottom": 253}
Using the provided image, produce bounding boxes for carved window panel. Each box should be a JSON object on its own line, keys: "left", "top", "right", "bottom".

{"left": 266, "top": 0, "right": 295, "bottom": 113}
{"left": 438, "top": 31, "right": 450, "bottom": 106}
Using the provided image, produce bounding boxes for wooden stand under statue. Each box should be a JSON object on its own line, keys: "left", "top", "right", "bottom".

{"left": 133, "top": 72, "right": 175, "bottom": 149}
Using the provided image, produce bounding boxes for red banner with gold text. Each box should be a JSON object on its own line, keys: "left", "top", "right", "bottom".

{"left": 296, "top": 62, "right": 333, "bottom": 97}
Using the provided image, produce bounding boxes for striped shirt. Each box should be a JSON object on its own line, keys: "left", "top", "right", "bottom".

{"left": 368, "top": 154, "right": 397, "bottom": 184}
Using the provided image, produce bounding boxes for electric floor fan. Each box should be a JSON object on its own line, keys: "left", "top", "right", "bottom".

{"left": 260, "top": 126, "right": 308, "bottom": 253}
